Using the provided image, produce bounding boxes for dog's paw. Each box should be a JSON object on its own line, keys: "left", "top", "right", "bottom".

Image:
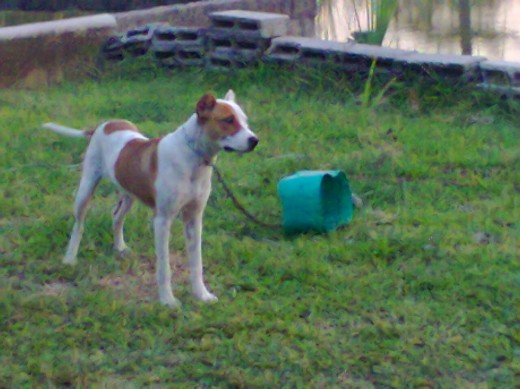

{"left": 194, "top": 290, "right": 218, "bottom": 303}
{"left": 62, "top": 256, "right": 77, "bottom": 266}
{"left": 160, "top": 295, "right": 182, "bottom": 308}
{"left": 115, "top": 247, "right": 131, "bottom": 259}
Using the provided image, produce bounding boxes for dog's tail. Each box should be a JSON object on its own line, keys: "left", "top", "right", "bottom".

{"left": 42, "top": 122, "right": 93, "bottom": 139}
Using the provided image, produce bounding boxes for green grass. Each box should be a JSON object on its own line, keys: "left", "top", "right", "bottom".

{"left": 0, "top": 61, "right": 519, "bottom": 387}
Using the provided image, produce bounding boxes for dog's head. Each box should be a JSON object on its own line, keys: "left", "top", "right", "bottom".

{"left": 195, "top": 90, "right": 258, "bottom": 153}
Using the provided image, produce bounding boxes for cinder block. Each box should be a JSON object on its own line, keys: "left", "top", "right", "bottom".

{"left": 122, "top": 24, "right": 161, "bottom": 56}
{"left": 479, "top": 60, "right": 520, "bottom": 87}
{"left": 210, "top": 47, "right": 262, "bottom": 64}
{"left": 206, "top": 55, "right": 235, "bottom": 71}
{"left": 175, "top": 46, "right": 206, "bottom": 67}
{"left": 299, "top": 38, "right": 354, "bottom": 64}
{"left": 264, "top": 36, "right": 329, "bottom": 64}
{"left": 206, "top": 30, "right": 269, "bottom": 60}
{"left": 209, "top": 10, "right": 289, "bottom": 38}
{"left": 151, "top": 26, "right": 205, "bottom": 67}
{"left": 335, "top": 44, "right": 414, "bottom": 73}
{"left": 101, "top": 35, "right": 125, "bottom": 61}
{"left": 404, "top": 52, "right": 485, "bottom": 81}
{"left": 207, "top": 46, "right": 265, "bottom": 71}
{"left": 476, "top": 83, "right": 520, "bottom": 100}
{"left": 152, "top": 26, "right": 205, "bottom": 53}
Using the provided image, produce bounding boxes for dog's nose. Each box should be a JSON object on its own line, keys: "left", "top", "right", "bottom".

{"left": 248, "top": 136, "right": 259, "bottom": 150}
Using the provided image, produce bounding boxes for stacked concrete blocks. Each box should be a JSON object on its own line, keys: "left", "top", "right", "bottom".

{"left": 206, "top": 10, "right": 289, "bottom": 70}
{"left": 151, "top": 26, "right": 206, "bottom": 67}
{"left": 478, "top": 60, "right": 520, "bottom": 97}
{"left": 95, "top": 8, "right": 520, "bottom": 99}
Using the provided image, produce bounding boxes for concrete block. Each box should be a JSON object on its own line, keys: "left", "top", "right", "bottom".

{"left": 299, "top": 38, "right": 354, "bottom": 64}
{"left": 476, "top": 83, "right": 520, "bottom": 99}
{"left": 207, "top": 46, "right": 265, "bottom": 70}
{"left": 151, "top": 26, "right": 205, "bottom": 67}
{"left": 404, "top": 52, "right": 485, "bottom": 81}
{"left": 101, "top": 35, "right": 125, "bottom": 61}
{"left": 175, "top": 46, "right": 206, "bottom": 67}
{"left": 206, "top": 30, "right": 269, "bottom": 57}
{"left": 210, "top": 47, "right": 262, "bottom": 64}
{"left": 335, "top": 43, "right": 414, "bottom": 73}
{"left": 264, "top": 36, "right": 330, "bottom": 63}
{"left": 151, "top": 26, "right": 205, "bottom": 53}
{"left": 206, "top": 55, "right": 235, "bottom": 71}
{"left": 209, "top": 10, "right": 289, "bottom": 38}
{"left": 480, "top": 60, "right": 520, "bottom": 87}
{"left": 122, "top": 24, "right": 162, "bottom": 56}
{"left": 153, "top": 51, "right": 177, "bottom": 67}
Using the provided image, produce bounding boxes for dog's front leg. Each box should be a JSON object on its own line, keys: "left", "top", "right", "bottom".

{"left": 182, "top": 208, "right": 218, "bottom": 302}
{"left": 153, "top": 214, "right": 180, "bottom": 307}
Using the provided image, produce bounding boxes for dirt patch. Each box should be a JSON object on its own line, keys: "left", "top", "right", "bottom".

{"left": 97, "top": 252, "right": 188, "bottom": 302}
{"left": 40, "top": 281, "right": 72, "bottom": 296}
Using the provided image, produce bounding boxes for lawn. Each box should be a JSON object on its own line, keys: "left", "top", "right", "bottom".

{"left": 0, "top": 62, "right": 518, "bottom": 387}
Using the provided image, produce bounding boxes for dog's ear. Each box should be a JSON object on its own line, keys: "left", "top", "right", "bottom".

{"left": 196, "top": 94, "right": 217, "bottom": 119}
{"left": 224, "top": 89, "right": 236, "bottom": 102}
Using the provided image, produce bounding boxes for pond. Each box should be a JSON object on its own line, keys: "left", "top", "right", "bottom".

{"left": 316, "top": 0, "right": 520, "bottom": 61}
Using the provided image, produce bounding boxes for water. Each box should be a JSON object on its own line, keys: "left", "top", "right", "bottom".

{"left": 316, "top": 0, "right": 520, "bottom": 62}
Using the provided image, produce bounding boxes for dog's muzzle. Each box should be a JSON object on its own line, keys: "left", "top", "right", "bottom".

{"left": 247, "top": 136, "right": 259, "bottom": 151}
{"left": 224, "top": 136, "right": 259, "bottom": 153}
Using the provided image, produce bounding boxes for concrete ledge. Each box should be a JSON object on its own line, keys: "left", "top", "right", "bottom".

{"left": 0, "top": 14, "right": 117, "bottom": 40}
{"left": 0, "top": 14, "right": 117, "bottom": 88}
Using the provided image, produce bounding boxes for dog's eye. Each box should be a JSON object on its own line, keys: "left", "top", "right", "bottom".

{"left": 221, "top": 116, "right": 235, "bottom": 125}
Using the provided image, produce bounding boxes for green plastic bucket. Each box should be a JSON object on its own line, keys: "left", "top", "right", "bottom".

{"left": 277, "top": 170, "right": 353, "bottom": 233}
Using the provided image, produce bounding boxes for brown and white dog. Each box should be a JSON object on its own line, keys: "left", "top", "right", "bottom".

{"left": 43, "top": 90, "right": 258, "bottom": 307}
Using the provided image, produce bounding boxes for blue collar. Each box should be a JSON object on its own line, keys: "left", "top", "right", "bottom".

{"left": 182, "top": 126, "right": 215, "bottom": 167}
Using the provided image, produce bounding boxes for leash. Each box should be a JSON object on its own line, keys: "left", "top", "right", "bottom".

{"left": 212, "top": 164, "right": 282, "bottom": 229}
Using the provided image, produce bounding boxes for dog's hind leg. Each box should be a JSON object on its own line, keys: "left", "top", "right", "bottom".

{"left": 112, "top": 194, "right": 134, "bottom": 254}
{"left": 63, "top": 156, "right": 102, "bottom": 265}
